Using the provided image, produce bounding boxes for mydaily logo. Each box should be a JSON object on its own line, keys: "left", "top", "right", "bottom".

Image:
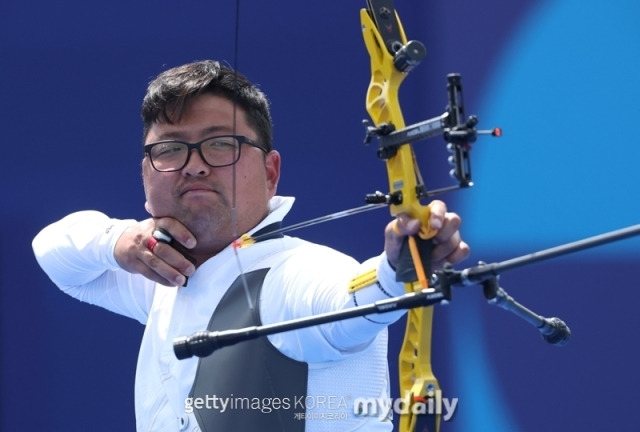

{"left": 354, "top": 390, "right": 458, "bottom": 421}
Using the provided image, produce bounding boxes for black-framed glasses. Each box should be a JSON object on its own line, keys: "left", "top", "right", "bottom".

{"left": 144, "top": 135, "right": 266, "bottom": 172}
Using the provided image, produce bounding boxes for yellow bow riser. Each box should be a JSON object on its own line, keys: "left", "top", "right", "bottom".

{"left": 361, "top": 5, "right": 441, "bottom": 432}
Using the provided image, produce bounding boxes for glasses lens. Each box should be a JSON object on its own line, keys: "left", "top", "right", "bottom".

{"left": 149, "top": 142, "right": 188, "bottom": 171}
{"left": 201, "top": 136, "right": 241, "bottom": 167}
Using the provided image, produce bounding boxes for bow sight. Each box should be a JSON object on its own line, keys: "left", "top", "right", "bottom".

{"left": 363, "top": 73, "right": 502, "bottom": 202}
{"left": 362, "top": 0, "right": 500, "bottom": 207}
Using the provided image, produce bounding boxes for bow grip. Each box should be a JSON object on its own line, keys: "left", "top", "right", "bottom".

{"left": 395, "top": 235, "right": 433, "bottom": 284}
{"left": 393, "top": 205, "right": 436, "bottom": 285}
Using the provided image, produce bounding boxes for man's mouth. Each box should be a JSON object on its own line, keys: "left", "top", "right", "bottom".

{"left": 180, "top": 183, "right": 217, "bottom": 196}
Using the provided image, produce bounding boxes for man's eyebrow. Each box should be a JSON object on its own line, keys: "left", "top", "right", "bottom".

{"left": 155, "top": 126, "right": 232, "bottom": 141}
{"left": 201, "top": 126, "right": 235, "bottom": 136}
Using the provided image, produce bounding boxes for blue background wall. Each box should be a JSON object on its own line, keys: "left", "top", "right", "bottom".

{"left": 2, "top": 1, "right": 639, "bottom": 430}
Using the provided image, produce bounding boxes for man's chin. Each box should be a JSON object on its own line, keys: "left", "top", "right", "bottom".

{"left": 181, "top": 210, "right": 229, "bottom": 238}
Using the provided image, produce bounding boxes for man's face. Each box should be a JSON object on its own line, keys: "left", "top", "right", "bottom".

{"left": 142, "top": 93, "right": 280, "bottom": 255}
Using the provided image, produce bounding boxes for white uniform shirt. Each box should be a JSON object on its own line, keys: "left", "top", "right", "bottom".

{"left": 33, "top": 196, "right": 408, "bottom": 431}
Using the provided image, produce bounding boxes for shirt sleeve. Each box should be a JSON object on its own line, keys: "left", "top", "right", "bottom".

{"left": 32, "top": 210, "right": 155, "bottom": 324}
{"left": 317, "top": 252, "right": 407, "bottom": 353}
{"left": 263, "top": 242, "right": 407, "bottom": 362}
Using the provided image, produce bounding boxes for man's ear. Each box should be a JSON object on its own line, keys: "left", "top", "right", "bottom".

{"left": 265, "top": 150, "right": 281, "bottom": 196}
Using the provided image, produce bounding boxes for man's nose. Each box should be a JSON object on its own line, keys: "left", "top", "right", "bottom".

{"left": 182, "top": 149, "right": 211, "bottom": 176}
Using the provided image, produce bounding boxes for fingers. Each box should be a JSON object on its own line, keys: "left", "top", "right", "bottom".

{"left": 153, "top": 221, "right": 197, "bottom": 250}
{"left": 114, "top": 218, "right": 197, "bottom": 287}
{"left": 384, "top": 200, "right": 470, "bottom": 270}
{"left": 146, "top": 239, "right": 196, "bottom": 286}
{"left": 429, "top": 203, "right": 470, "bottom": 267}
{"left": 393, "top": 213, "right": 422, "bottom": 236}
{"left": 432, "top": 230, "right": 470, "bottom": 268}
{"left": 428, "top": 200, "right": 447, "bottom": 231}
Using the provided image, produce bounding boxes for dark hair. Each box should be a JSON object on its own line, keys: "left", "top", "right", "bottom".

{"left": 141, "top": 60, "right": 272, "bottom": 151}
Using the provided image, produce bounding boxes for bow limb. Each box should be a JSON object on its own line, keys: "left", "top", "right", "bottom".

{"left": 361, "top": 3, "right": 440, "bottom": 432}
